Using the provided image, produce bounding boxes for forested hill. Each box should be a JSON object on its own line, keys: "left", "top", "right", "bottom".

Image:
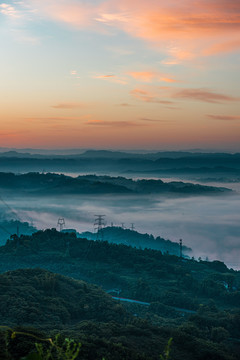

{"left": 1, "top": 230, "right": 240, "bottom": 359}
{"left": 79, "top": 226, "right": 191, "bottom": 255}
{"left": 0, "top": 172, "right": 231, "bottom": 195}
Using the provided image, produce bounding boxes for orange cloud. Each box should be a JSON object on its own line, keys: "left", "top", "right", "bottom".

{"left": 128, "top": 71, "right": 178, "bottom": 83}
{"left": 24, "top": 0, "right": 240, "bottom": 58}
{"left": 96, "top": 0, "right": 240, "bottom": 58}
{"left": 204, "top": 39, "right": 240, "bottom": 55}
{"left": 207, "top": 115, "right": 240, "bottom": 121}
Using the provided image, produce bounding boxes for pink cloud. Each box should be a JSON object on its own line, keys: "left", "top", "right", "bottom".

{"left": 173, "top": 89, "right": 240, "bottom": 103}
{"left": 92, "top": 74, "right": 127, "bottom": 84}
{"left": 93, "top": 74, "right": 115, "bottom": 78}
{"left": 128, "top": 71, "right": 178, "bottom": 83}
{"left": 131, "top": 86, "right": 239, "bottom": 104}
{"left": 24, "top": 0, "right": 240, "bottom": 58}
{"left": 51, "top": 102, "right": 86, "bottom": 109}
{"left": 207, "top": 115, "right": 240, "bottom": 120}
{"left": 130, "top": 88, "right": 174, "bottom": 104}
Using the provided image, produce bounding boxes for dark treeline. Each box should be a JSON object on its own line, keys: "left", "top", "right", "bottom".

{"left": 0, "top": 172, "right": 231, "bottom": 196}
{"left": 0, "top": 229, "right": 240, "bottom": 359}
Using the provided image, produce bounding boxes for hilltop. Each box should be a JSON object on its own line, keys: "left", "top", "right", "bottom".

{"left": 79, "top": 226, "right": 192, "bottom": 256}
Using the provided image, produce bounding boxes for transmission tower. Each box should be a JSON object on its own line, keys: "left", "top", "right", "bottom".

{"left": 130, "top": 223, "right": 135, "bottom": 231}
{"left": 94, "top": 215, "right": 106, "bottom": 240}
{"left": 57, "top": 217, "right": 65, "bottom": 232}
{"left": 121, "top": 223, "right": 125, "bottom": 229}
{"left": 179, "top": 239, "right": 183, "bottom": 259}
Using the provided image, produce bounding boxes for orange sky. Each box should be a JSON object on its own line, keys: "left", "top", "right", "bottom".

{"left": 0, "top": 0, "right": 239, "bottom": 150}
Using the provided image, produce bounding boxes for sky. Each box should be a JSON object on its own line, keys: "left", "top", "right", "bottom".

{"left": 0, "top": 0, "right": 240, "bottom": 150}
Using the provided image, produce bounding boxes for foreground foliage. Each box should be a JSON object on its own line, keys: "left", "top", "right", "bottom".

{"left": 0, "top": 230, "right": 240, "bottom": 359}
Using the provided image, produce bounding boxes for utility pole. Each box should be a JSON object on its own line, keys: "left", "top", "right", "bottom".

{"left": 130, "top": 223, "right": 135, "bottom": 231}
{"left": 57, "top": 217, "right": 65, "bottom": 232}
{"left": 121, "top": 223, "right": 125, "bottom": 229}
{"left": 94, "top": 215, "right": 106, "bottom": 240}
{"left": 179, "top": 239, "right": 183, "bottom": 259}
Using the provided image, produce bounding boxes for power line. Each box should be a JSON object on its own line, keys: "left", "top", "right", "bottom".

{"left": 57, "top": 217, "right": 65, "bottom": 232}
{"left": 94, "top": 215, "right": 106, "bottom": 240}
{"left": 179, "top": 239, "right": 183, "bottom": 259}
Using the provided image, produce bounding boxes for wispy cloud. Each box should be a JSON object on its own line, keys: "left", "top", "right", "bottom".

{"left": 130, "top": 86, "right": 239, "bottom": 105}
{"left": 173, "top": 89, "right": 240, "bottom": 103}
{"left": 86, "top": 120, "right": 145, "bottom": 127}
{"left": 116, "top": 103, "right": 133, "bottom": 107}
{"left": 0, "top": 130, "right": 26, "bottom": 137}
{"left": 26, "top": 116, "right": 89, "bottom": 122}
{"left": 204, "top": 39, "right": 240, "bottom": 56}
{"left": 128, "top": 71, "right": 178, "bottom": 83}
{"left": 140, "top": 117, "right": 171, "bottom": 123}
{"left": 51, "top": 103, "right": 87, "bottom": 109}
{"left": 93, "top": 74, "right": 115, "bottom": 79}
{"left": 21, "top": 0, "right": 240, "bottom": 60}
{"left": 207, "top": 115, "right": 240, "bottom": 121}
{"left": 130, "top": 88, "right": 174, "bottom": 104}
{"left": 0, "top": 3, "right": 20, "bottom": 18}
{"left": 92, "top": 73, "right": 127, "bottom": 85}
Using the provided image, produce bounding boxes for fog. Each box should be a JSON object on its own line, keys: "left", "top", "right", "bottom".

{"left": 0, "top": 176, "right": 239, "bottom": 269}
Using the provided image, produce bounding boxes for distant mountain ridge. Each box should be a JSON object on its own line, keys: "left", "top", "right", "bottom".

{"left": 0, "top": 150, "right": 239, "bottom": 177}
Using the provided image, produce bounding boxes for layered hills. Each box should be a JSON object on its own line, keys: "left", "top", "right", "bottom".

{"left": 0, "top": 150, "right": 239, "bottom": 182}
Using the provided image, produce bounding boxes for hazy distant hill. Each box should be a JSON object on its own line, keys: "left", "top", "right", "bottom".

{"left": 0, "top": 220, "right": 36, "bottom": 246}
{"left": 79, "top": 226, "right": 191, "bottom": 256}
{"left": 0, "top": 150, "right": 239, "bottom": 177}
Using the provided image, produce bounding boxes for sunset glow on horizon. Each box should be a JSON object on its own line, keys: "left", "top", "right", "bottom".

{"left": 0, "top": 0, "right": 240, "bottom": 151}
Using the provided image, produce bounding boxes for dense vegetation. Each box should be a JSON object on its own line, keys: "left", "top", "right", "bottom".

{"left": 0, "top": 229, "right": 240, "bottom": 359}
{"left": 0, "top": 172, "right": 231, "bottom": 196}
